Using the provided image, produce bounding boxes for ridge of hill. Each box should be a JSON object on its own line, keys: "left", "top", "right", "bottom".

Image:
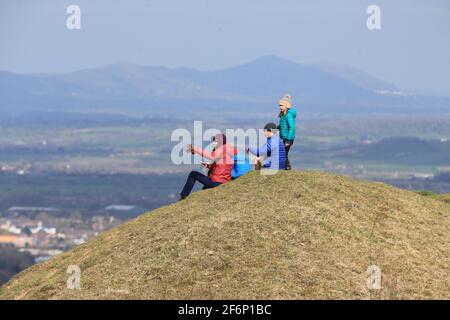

{"left": 2, "top": 56, "right": 449, "bottom": 116}
{"left": 430, "top": 193, "right": 450, "bottom": 205}
{"left": 0, "top": 171, "right": 449, "bottom": 299}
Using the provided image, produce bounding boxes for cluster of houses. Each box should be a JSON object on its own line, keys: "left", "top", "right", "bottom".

{"left": 0, "top": 205, "right": 144, "bottom": 262}
{"left": 0, "top": 208, "right": 77, "bottom": 250}
{"left": 322, "top": 161, "right": 367, "bottom": 176}
{"left": 0, "top": 219, "right": 57, "bottom": 248}
{"left": 0, "top": 164, "right": 31, "bottom": 176}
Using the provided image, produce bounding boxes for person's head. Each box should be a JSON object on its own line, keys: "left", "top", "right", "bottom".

{"left": 278, "top": 94, "right": 292, "bottom": 114}
{"left": 263, "top": 122, "right": 277, "bottom": 138}
{"left": 212, "top": 133, "right": 226, "bottom": 148}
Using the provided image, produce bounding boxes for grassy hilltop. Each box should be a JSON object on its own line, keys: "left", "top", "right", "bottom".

{"left": 1, "top": 171, "right": 449, "bottom": 300}
{"left": 432, "top": 193, "right": 450, "bottom": 205}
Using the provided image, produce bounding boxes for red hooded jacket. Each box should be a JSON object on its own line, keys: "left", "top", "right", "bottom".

{"left": 192, "top": 144, "right": 235, "bottom": 183}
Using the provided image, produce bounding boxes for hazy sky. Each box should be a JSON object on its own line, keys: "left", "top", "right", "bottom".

{"left": 1, "top": 0, "right": 449, "bottom": 95}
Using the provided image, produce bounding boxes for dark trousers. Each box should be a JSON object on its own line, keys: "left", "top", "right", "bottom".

{"left": 181, "top": 171, "right": 221, "bottom": 197}
{"left": 283, "top": 139, "right": 294, "bottom": 170}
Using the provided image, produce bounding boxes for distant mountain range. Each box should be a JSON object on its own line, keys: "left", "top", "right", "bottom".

{"left": 1, "top": 55, "right": 449, "bottom": 117}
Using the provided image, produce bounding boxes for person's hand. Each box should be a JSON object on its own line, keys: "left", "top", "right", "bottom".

{"left": 201, "top": 161, "right": 210, "bottom": 169}
{"left": 284, "top": 142, "right": 291, "bottom": 147}
{"left": 186, "top": 144, "right": 193, "bottom": 153}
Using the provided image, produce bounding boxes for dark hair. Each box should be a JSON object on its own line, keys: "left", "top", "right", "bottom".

{"left": 213, "top": 133, "right": 226, "bottom": 145}
{"left": 263, "top": 122, "right": 277, "bottom": 132}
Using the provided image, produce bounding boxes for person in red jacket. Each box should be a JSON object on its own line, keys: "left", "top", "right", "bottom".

{"left": 180, "top": 133, "right": 234, "bottom": 200}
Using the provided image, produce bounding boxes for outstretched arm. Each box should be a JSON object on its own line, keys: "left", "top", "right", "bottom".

{"left": 192, "top": 146, "right": 224, "bottom": 161}
{"left": 248, "top": 141, "right": 268, "bottom": 157}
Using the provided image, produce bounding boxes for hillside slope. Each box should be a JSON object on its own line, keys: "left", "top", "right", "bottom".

{"left": 433, "top": 193, "right": 450, "bottom": 205}
{"left": 1, "top": 171, "right": 449, "bottom": 300}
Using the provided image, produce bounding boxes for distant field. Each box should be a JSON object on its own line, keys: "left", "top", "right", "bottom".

{"left": 1, "top": 112, "right": 450, "bottom": 177}
{"left": 0, "top": 172, "right": 186, "bottom": 216}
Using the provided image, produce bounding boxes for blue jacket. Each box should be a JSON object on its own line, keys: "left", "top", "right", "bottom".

{"left": 232, "top": 154, "right": 251, "bottom": 179}
{"left": 248, "top": 134, "right": 286, "bottom": 170}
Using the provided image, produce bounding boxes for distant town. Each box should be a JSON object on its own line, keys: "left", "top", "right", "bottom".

{"left": 1, "top": 112, "right": 450, "bottom": 285}
{"left": 0, "top": 205, "right": 146, "bottom": 264}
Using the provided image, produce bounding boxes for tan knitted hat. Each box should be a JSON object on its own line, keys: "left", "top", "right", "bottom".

{"left": 278, "top": 94, "right": 292, "bottom": 109}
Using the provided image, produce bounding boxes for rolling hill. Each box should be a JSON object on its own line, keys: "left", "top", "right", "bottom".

{"left": 429, "top": 193, "right": 450, "bottom": 205}
{"left": 2, "top": 56, "right": 449, "bottom": 117}
{"left": 1, "top": 171, "right": 448, "bottom": 300}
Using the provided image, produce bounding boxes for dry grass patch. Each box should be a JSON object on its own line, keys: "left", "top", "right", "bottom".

{"left": 1, "top": 171, "right": 449, "bottom": 300}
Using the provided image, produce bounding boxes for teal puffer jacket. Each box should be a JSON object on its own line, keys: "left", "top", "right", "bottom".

{"left": 278, "top": 108, "right": 297, "bottom": 141}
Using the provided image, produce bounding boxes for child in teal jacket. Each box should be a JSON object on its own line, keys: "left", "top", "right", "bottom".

{"left": 277, "top": 94, "right": 297, "bottom": 170}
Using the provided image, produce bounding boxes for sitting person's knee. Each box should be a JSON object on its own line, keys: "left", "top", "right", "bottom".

{"left": 189, "top": 170, "right": 201, "bottom": 179}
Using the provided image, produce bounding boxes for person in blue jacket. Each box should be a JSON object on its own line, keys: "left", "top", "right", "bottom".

{"left": 231, "top": 152, "right": 251, "bottom": 179}
{"left": 247, "top": 122, "right": 286, "bottom": 170}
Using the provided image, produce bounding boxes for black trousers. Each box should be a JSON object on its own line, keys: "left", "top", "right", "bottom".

{"left": 283, "top": 139, "right": 294, "bottom": 169}
{"left": 181, "top": 171, "right": 221, "bottom": 197}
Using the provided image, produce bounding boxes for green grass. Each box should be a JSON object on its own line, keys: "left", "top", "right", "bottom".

{"left": 434, "top": 194, "right": 450, "bottom": 204}
{"left": 418, "top": 191, "right": 450, "bottom": 205}
{"left": 1, "top": 170, "right": 449, "bottom": 300}
{"left": 415, "top": 190, "right": 437, "bottom": 197}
